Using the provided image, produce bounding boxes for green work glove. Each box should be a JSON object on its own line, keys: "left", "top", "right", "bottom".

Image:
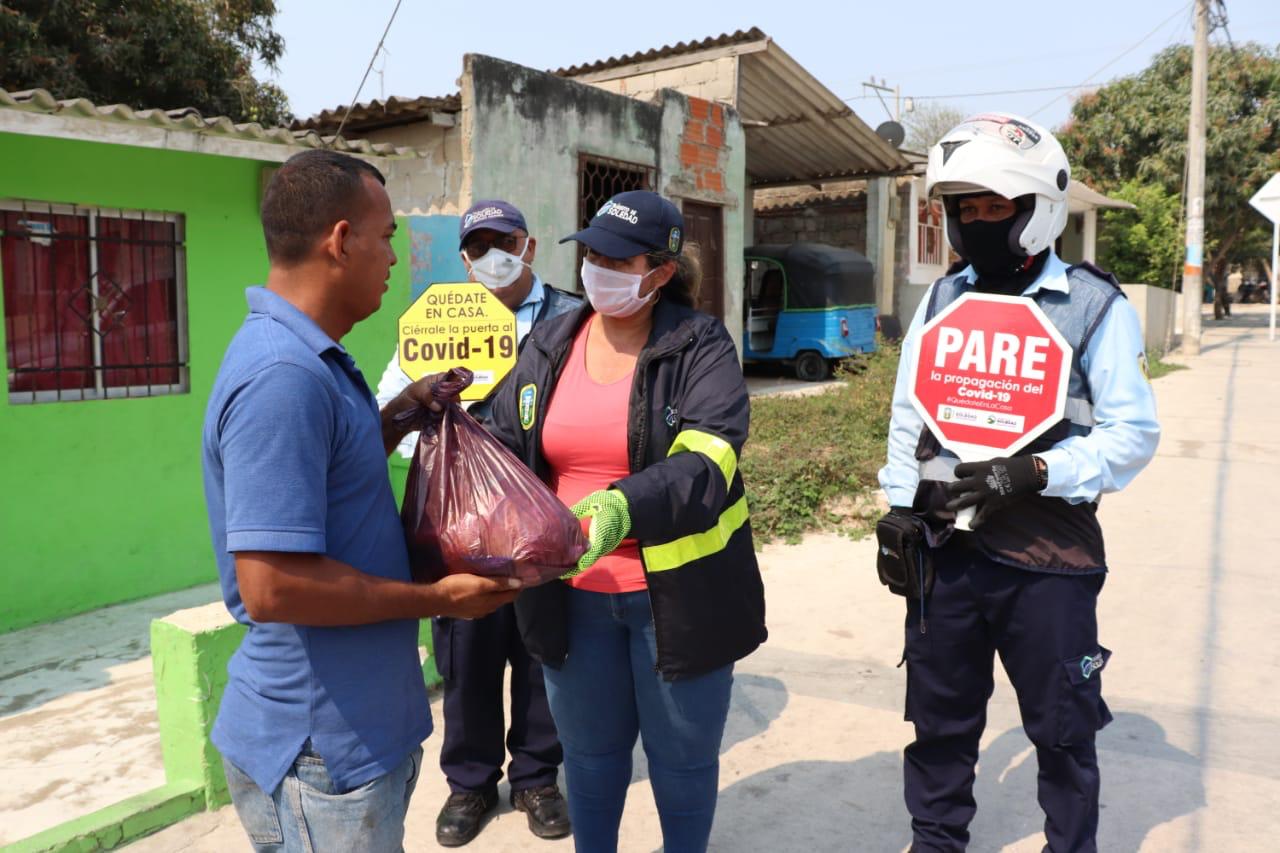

{"left": 567, "top": 489, "right": 632, "bottom": 576}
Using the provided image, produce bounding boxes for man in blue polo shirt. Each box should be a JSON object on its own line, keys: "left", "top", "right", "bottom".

{"left": 202, "top": 150, "right": 522, "bottom": 852}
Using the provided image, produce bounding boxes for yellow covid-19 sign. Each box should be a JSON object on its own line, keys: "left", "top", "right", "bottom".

{"left": 397, "top": 282, "right": 517, "bottom": 401}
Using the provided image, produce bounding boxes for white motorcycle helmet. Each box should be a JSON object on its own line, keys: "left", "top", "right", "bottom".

{"left": 925, "top": 113, "right": 1070, "bottom": 259}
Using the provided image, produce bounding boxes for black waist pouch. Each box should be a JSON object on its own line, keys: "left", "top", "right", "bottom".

{"left": 876, "top": 512, "right": 934, "bottom": 599}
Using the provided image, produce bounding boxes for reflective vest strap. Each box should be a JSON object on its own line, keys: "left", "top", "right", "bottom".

{"left": 642, "top": 496, "right": 750, "bottom": 574}
{"left": 668, "top": 429, "right": 737, "bottom": 490}
{"left": 1064, "top": 396, "right": 1095, "bottom": 428}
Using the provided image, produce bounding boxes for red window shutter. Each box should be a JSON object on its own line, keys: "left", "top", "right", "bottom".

{"left": 2, "top": 211, "right": 94, "bottom": 394}
{"left": 96, "top": 216, "right": 181, "bottom": 390}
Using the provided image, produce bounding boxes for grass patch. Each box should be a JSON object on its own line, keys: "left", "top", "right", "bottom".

{"left": 1147, "top": 348, "right": 1187, "bottom": 380}
{"left": 742, "top": 342, "right": 899, "bottom": 544}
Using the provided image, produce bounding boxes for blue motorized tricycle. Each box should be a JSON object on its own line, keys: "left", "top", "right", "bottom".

{"left": 742, "top": 242, "right": 877, "bottom": 380}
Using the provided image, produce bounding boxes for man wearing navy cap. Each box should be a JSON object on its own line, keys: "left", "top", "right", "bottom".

{"left": 375, "top": 199, "right": 578, "bottom": 846}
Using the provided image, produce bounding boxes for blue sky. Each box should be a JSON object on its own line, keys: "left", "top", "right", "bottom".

{"left": 262, "top": 0, "right": 1279, "bottom": 133}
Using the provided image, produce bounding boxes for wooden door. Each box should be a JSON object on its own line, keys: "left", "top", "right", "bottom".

{"left": 681, "top": 202, "right": 723, "bottom": 319}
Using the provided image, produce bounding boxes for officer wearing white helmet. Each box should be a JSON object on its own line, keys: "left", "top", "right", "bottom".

{"left": 876, "top": 113, "right": 1161, "bottom": 852}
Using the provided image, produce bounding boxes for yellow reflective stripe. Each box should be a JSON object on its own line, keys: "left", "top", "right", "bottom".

{"left": 668, "top": 429, "right": 737, "bottom": 489}
{"left": 642, "top": 496, "right": 749, "bottom": 573}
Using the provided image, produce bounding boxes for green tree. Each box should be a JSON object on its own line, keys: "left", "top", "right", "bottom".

{"left": 0, "top": 0, "right": 290, "bottom": 126}
{"left": 1096, "top": 179, "right": 1183, "bottom": 286}
{"left": 1059, "top": 43, "right": 1280, "bottom": 287}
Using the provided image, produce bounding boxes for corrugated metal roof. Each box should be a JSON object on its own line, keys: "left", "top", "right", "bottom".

{"left": 551, "top": 28, "right": 768, "bottom": 77}
{"left": 556, "top": 32, "right": 911, "bottom": 186}
{"left": 293, "top": 94, "right": 462, "bottom": 134}
{"left": 0, "top": 87, "right": 416, "bottom": 157}
{"left": 735, "top": 43, "right": 910, "bottom": 186}
{"left": 754, "top": 183, "right": 869, "bottom": 213}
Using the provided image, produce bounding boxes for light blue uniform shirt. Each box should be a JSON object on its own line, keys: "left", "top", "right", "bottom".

{"left": 513, "top": 273, "right": 547, "bottom": 342}
{"left": 879, "top": 253, "right": 1161, "bottom": 508}
{"left": 202, "top": 287, "right": 430, "bottom": 795}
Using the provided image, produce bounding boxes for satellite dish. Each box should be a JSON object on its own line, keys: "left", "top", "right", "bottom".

{"left": 875, "top": 120, "right": 906, "bottom": 149}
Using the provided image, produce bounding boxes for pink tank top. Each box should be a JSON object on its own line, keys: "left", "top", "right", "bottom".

{"left": 541, "top": 319, "right": 646, "bottom": 593}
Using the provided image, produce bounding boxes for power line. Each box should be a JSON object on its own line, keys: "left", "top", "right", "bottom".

{"left": 1028, "top": 0, "right": 1194, "bottom": 117}
{"left": 1210, "top": 0, "right": 1237, "bottom": 53}
{"left": 331, "top": 0, "right": 405, "bottom": 144}
{"left": 842, "top": 84, "right": 1084, "bottom": 103}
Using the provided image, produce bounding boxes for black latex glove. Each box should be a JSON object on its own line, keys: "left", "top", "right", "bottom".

{"left": 944, "top": 456, "right": 1041, "bottom": 527}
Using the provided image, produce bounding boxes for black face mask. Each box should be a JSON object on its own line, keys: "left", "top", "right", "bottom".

{"left": 957, "top": 217, "right": 1046, "bottom": 295}
{"left": 958, "top": 217, "right": 1025, "bottom": 276}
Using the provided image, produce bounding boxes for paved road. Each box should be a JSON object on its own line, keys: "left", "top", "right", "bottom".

{"left": 11, "top": 306, "right": 1280, "bottom": 851}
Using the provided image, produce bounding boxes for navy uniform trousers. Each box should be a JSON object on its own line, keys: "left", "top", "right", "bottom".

{"left": 903, "top": 535, "right": 1112, "bottom": 853}
{"left": 433, "top": 602, "right": 562, "bottom": 794}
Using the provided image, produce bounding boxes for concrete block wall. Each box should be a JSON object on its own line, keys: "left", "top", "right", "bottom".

{"left": 753, "top": 199, "right": 869, "bottom": 249}
{"left": 365, "top": 123, "right": 464, "bottom": 217}
{"left": 660, "top": 94, "right": 748, "bottom": 351}
{"left": 586, "top": 56, "right": 738, "bottom": 106}
{"left": 461, "top": 55, "right": 748, "bottom": 352}
{"left": 752, "top": 182, "right": 914, "bottom": 320}
{"left": 678, "top": 98, "right": 728, "bottom": 195}
{"left": 463, "top": 54, "right": 667, "bottom": 293}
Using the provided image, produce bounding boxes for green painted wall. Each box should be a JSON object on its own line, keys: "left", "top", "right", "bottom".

{"left": 151, "top": 614, "right": 247, "bottom": 809}
{"left": 0, "top": 132, "right": 410, "bottom": 633}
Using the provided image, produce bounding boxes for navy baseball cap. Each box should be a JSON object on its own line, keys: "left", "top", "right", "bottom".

{"left": 560, "top": 191, "right": 684, "bottom": 259}
{"left": 458, "top": 200, "right": 528, "bottom": 249}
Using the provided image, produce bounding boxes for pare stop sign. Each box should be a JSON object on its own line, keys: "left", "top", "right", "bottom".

{"left": 909, "top": 292, "right": 1071, "bottom": 462}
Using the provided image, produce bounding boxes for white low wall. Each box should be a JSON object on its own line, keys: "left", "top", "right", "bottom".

{"left": 1120, "top": 284, "right": 1175, "bottom": 353}
{"left": 897, "top": 282, "right": 931, "bottom": 328}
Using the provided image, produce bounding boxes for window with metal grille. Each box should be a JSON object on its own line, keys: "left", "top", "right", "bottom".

{"left": 1, "top": 201, "right": 189, "bottom": 404}
{"left": 917, "top": 197, "right": 945, "bottom": 267}
{"left": 577, "top": 154, "right": 656, "bottom": 255}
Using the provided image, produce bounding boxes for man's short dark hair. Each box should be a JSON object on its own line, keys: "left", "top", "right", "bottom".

{"left": 261, "top": 150, "right": 387, "bottom": 264}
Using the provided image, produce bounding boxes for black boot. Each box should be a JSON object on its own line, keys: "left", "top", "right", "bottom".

{"left": 435, "top": 789, "right": 498, "bottom": 847}
{"left": 510, "top": 785, "right": 572, "bottom": 840}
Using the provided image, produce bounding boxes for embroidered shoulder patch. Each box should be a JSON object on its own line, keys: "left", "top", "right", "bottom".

{"left": 519, "top": 384, "right": 538, "bottom": 431}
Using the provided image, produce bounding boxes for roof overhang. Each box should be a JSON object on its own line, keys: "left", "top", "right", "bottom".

{"left": 1068, "top": 181, "right": 1136, "bottom": 214}
{"left": 556, "top": 30, "right": 912, "bottom": 188}
{"left": 0, "top": 88, "right": 417, "bottom": 163}
{"left": 293, "top": 95, "right": 462, "bottom": 135}
{"left": 737, "top": 41, "right": 911, "bottom": 187}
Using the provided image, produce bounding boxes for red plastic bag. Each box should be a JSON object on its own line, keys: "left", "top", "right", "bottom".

{"left": 399, "top": 368, "right": 588, "bottom": 586}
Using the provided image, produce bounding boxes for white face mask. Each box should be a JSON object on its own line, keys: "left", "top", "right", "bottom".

{"left": 580, "top": 258, "right": 658, "bottom": 318}
{"left": 461, "top": 237, "right": 530, "bottom": 291}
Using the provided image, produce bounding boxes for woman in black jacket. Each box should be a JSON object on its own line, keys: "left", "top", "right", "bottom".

{"left": 486, "top": 191, "right": 766, "bottom": 853}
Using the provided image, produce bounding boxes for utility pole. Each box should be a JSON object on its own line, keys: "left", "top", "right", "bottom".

{"left": 862, "top": 78, "right": 902, "bottom": 121}
{"left": 1181, "top": 0, "right": 1210, "bottom": 355}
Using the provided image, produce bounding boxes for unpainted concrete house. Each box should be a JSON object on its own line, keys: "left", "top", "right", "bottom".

{"left": 297, "top": 53, "right": 749, "bottom": 350}
{"left": 299, "top": 30, "right": 911, "bottom": 349}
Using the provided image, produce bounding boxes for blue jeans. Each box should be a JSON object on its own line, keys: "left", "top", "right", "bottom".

{"left": 222, "top": 742, "right": 423, "bottom": 853}
{"left": 542, "top": 587, "right": 733, "bottom": 853}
